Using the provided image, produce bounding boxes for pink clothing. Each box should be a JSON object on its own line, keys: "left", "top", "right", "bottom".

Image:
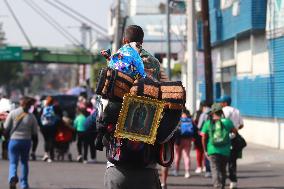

{"left": 174, "top": 138, "right": 192, "bottom": 172}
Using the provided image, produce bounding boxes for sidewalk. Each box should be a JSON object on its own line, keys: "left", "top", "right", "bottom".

{"left": 238, "top": 143, "right": 284, "bottom": 165}
{"left": 0, "top": 142, "right": 284, "bottom": 189}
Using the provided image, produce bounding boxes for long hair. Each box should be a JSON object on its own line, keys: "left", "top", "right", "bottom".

{"left": 20, "top": 96, "right": 34, "bottom": 112}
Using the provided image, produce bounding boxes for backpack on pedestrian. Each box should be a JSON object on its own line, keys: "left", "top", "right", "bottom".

{"left": 41, "top": 105, "right": 57, "bottom": 127}
{"left": 208, "top": 119, "right": 230, "bottom": 146}
{"left": 180, "top": 117, "right": 195, "bottom": 137}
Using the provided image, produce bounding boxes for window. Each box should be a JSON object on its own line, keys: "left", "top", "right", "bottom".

{"left": 221, "top": 0, "right": 234, "bottom": 9}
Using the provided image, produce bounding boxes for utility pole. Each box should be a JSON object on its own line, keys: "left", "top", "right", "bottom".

{"left": 0, "top": 23, "right": 5, "bottom": 47}
{"left": 114, "top": 0, "right": 121, "bottom": 52}
{"left": 76, "top": 23, "right": 92, "bottom": 86}
{"left": 201, "top": 0, "right": 213, "bottom": 105}
{"left": 80, "top": 23, "right": 91, "bottom": 81}
{"left": 186, "top": 0, "right": 197, "bottom": 113}
{"left": 166, "top": 0, "right": 172, "bottom": 80}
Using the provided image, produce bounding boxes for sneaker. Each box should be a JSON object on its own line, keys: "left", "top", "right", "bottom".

{"left": 229, "top": 182, "right": 237, "bottom": 189}
{"left": 9, "top": 176, "right": 18, "bottom": 189}
{"left": 184, "top": 172, "right": 191, "bottom": 178}
{"left": 161, "top": 183, "right": 167, "bottom": 189}
{"left": 47, "top": 158, "right": 53, "bottom": 163}
{"left": 83, "top": 160, "right": 88, "bottom": 164}
{"left": 195, "top": 167, "right": 202, "bottom": 174}
{"left": 202, "top": 167, "right": 206, "bottom": 172}
{"left": 42, "top": 154, "right": 49, "bottom": 161}
{"left": 172, "top": 170, "right": 178, "bottom": 176}
{"left": 204, "top": 172, "right": 211, "bottom": 178}
{"left": 77, "top": 155, "right": 83, "bottom": 162}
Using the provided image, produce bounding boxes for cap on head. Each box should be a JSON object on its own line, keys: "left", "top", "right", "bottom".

{"left": 124, "top": 25, "right": 144, "bottom": 43}
{"left": 209, "top": 103, "right": 223, "bottom": 114}
{"left": 216, "top": 95, "right": 231, "bottom": 105}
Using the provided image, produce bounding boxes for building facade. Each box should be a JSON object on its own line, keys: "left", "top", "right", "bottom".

{"left": 197, "top": 0, "right": 284, "bottom": 149}
{"left": 109, "top": 0, "right": 187, "bottom": 80}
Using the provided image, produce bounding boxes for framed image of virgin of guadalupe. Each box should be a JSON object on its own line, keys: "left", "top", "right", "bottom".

{"left": 114, "top": 94, "right": 164, "bottom": 145}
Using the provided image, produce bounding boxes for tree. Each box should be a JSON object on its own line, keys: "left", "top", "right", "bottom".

{"left": 0, "top": 62, "right": 23, "bottom": 95}
{"left": 172, "top": 63, "right": 181, "bottom": 78}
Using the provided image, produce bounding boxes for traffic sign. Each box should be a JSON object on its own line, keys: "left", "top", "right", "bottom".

{"left": 0, "top": 46, "right": 22, "bottom": 61}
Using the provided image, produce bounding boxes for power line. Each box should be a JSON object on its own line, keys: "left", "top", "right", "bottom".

{"left": 24, "top": 0, "right": 81, "bottom": 47}
{"left": 53, "top": 0, "right": 107, "bottom": 33}
{"left": 44, "top": 0, "right": 109, "bottom": 39}
{"left": 4, "top": 0, "right": 33, "bottom": 48}
{"left": 27, "top": 0, "right": 81, "bottom": 46}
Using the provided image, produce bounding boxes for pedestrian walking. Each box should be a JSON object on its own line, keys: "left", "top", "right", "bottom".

{"left": 217, "top": 96, "right": 245, "bottom": 189}
{"left": 102, "top": 25, "right": 169, "bottom": 189}
{"left": 201, "top": 103, "right": 237, "bottom": 189}
{"left": 84, "top": 101, "right": 98, "bottom": 163}
{"left": 197, "top": 101, "right": 212, "bottom": 177}
{"left": 172, "top": 109, "right": 194, "bottom": 178}
{"left": 30, "top": 98, "right": 41, "bottom": 161}
{"left": 4, "top": 97, "right": 38, "bottom": 189}
{"left": 40, "top": 96, "right": 58, "bottom": 163}
{"left": 54, "top": 113, "right": 74, "bottom": 161}
{"left": 192, "top": 101, "right": 206, "bottom": 174}
{"left": 0, "top": 96, "right": 12, "bottom": 160}
{"left": 73, "top": 107, "right": 88, "bottom": 163}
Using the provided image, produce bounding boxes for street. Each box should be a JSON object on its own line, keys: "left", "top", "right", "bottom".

{"left": 1, "top": 138, "right": 284, "bottom": 189}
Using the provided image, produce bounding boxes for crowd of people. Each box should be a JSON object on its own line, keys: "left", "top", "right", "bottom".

{"left": 160, "top": 96, "right": 245, "bottom": 189}
{"left": 0, "top": 24, "right": 246, "bottom": 189}
{"left": 0, "top": 92, "right": 100, "bottom": 189}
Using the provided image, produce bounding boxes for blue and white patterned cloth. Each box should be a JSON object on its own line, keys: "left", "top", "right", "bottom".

{"left": 108, "top": 44, "right": 146, "bottom": 79}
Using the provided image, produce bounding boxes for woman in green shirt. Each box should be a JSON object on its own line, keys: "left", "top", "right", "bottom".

{"left": 74, "top": 107, "right": 88, "bottom": 163}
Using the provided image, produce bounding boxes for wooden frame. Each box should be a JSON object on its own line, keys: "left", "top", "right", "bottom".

{"left": 114, "top": 94, "right": 164, "bottom": 145}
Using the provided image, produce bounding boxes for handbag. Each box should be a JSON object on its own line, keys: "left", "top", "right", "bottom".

{"left": 232, "top": 133, "right": 247, "bottom": 152}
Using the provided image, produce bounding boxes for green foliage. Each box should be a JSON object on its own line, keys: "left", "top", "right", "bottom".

{"left": 0, "top": 62, "right": 22, "bottom": 85}
{"left": 91, "top": 58, "right": 107, "bottom": 89}
{"left": 172, "top": 63, "right": 182, "bottom": 77}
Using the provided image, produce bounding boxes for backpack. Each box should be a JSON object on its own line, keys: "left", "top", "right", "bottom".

{"left": 209, "top": 119, "right": 230, "bottom": 146}
{"left": 55, "top": 125, "right": 73, "bottom": 143}
{"left": 41, "top": 106, "right": 57, "bottom": 127}
{"left": 84, "top": 111, "right": 97, "bottom": 131}
{"left": 180, "top": 117, "right": 194, "bottom": 137}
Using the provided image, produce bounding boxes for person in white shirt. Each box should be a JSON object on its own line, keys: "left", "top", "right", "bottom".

{"left": 218, "top": 96, "right": 244, "bottom": 189}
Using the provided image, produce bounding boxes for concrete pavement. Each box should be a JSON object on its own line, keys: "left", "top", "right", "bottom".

{"left": 0, "top": 140, "right": 284, "bottom": 189}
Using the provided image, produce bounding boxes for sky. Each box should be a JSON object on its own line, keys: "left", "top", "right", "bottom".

{"left": 0, "top": 0, "right": 114, "bottom": 48}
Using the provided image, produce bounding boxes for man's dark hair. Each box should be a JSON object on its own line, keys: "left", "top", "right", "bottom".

{"left": 182, "top": 108, "right": 191, "bottom": 117}
{"left": 124, "top": 25, "right": 144, "bottom": 43}
{"left": 200, "top": 100, "right": 211, "bottom": 108}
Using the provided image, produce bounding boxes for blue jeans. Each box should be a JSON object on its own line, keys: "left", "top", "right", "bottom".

{"left": 8, "top": 139, "right": 31, "bottom": 189}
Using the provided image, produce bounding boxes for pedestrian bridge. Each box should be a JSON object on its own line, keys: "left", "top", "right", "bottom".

{"left": 0, "top": 46, "right": 104, "bottom": 65}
